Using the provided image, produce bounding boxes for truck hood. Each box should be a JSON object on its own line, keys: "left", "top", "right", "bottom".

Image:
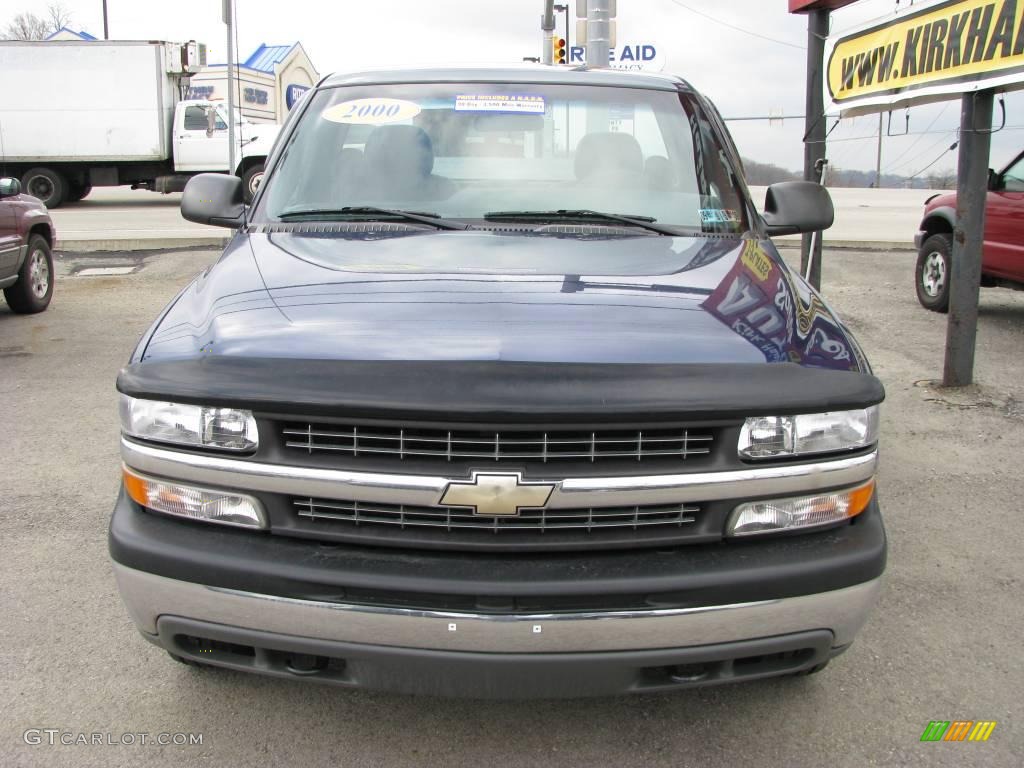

{"left": 141, "top": 229, "right": 867, "bottom": 372}
{"left": 240, "top": 123, "right": 281, "bottom": 156}
{"left": 923, "top": 191, "right": 957, "bottom": 212}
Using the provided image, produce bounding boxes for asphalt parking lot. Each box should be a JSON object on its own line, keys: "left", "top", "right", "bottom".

{"left": 2, "top": 245, "right": 1022, "bottom": 767}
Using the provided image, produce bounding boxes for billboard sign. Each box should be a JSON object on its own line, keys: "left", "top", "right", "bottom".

{"left": 825, "top": 0, "right": 1024, "bottom": 115}
{"left": 285, "top": 83, "right": 310, "bottom": 110}
{"left": 568, "top": 42, "right": 665, "bottom": 71}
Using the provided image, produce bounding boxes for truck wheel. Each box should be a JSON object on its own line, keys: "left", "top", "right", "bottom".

{"left": 3, "top": 235, "right": 54, "bottom": 314}
{"left": 65, "top": 182, "right": 92, "bottom": 203}
{"left": 241, "top": 163, "right": 265, "bottom": 204}
{"left": 916, "top": 233, "right": 952, "bottom": 313}
{"left": 21, "top": 167, "right": 67, "bottom": 209}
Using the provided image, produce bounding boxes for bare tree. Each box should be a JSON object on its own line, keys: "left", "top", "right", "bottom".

{"left": 926, "top": 171, "right": 957, "bottom": 190}
{"left": 3, "top": 13, "right": 49, "bottom": 40}
{"left": 2, "top": 4, "right": 73, "bottom": 41}
{"left": 46, "top": 3, "right": 73, "bottom": 33}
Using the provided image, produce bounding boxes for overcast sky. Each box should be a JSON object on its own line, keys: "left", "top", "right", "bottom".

{"left": 6, "top": 0, "right": 1023, "bottom": 176}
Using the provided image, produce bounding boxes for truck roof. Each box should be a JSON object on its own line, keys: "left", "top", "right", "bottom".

{"left": 320, "top": 64, "right": 692, "bottom": 92}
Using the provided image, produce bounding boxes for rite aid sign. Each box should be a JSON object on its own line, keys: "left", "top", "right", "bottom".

{"left": 569, "top": 42, "right": 665, "bottom": 71}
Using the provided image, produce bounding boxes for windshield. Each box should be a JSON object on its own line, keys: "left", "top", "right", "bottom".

{"left": 215, "top": 105, "right": 249, "bottom": 126}
{"left": 259, "top": 82, "right": 749, "bottom": 233}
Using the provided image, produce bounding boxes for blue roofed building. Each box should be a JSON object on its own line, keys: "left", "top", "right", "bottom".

{"left": 45, "top": 27, "right": 99, "bottom": 41}
{"left": 187, "top": 42, "right": 319, "bottom": 123}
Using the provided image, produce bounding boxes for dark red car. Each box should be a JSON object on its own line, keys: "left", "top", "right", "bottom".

{"left": 914, "top": 150, "right": 1024, "bottom": 311}
{"left": 0, "top": 176, "right": 55, "bottom": 314}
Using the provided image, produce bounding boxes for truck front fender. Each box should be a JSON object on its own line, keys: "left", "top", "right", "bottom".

{"left": 920, "top": 206, "right": 955, "bottom": 236}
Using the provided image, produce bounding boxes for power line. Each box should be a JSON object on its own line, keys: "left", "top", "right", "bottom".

{"left": 886, "top": 130, "right": 959, "bottom": 174}
{"left": 665, "top": 0, "right": 806, "bottom": 50}
{"left": 881, "top": 104, "right": 949, "bottom": 173}
{"left": 907, "top": 141, "right": 960, "bottom": 179}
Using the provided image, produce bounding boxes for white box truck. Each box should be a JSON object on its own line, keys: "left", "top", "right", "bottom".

{"left": 0, "top": 40, "right": 280, "bottom": 207}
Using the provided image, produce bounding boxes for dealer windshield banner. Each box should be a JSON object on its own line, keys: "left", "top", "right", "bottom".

{"left": 825, "top": 0, "right": 1024, "bottom": 115}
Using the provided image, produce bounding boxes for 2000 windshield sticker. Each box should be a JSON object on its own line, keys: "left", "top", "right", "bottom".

{"left": 322, "top": 98, "right": 422, "bottom": 124}
{"left": 701, "top": 241, "right": 865, "bottom": 371}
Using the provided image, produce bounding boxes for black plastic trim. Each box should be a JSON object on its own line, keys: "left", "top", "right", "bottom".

{"left": 117, "top": 359, "right": 885, "bottom": 422}
{"left": 109, "top": 488, "right": 886, "bottom": 609}
{"left": 156, "top": 616, "right": 835, "bottom": 698}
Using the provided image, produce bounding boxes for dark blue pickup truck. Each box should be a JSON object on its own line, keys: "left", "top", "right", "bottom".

{"left": 110, "top": 66, "right": 885, "bottom": 698}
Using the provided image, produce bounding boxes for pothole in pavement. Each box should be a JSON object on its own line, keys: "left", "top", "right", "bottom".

{"left": 913, "top": 379, "right": 1023, "bottom": 419}
{"left": 64, "top": 254, "right": 148, "bottom": 277}
{"left": 74, "top": 266, "right": 138, "bottom": 276}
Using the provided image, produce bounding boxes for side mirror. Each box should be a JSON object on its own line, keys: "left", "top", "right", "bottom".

{"left": 181, "top": 173, "right": 245, "bottom": 228}
{"left": 987, "top": 168, "right": 999, "bottom": 190}
{"left": 0, "top": 177, "right": 22, "bottom": 197}
{"left": 206, "top": 106, "right": 217, "bottom": 138}
{"left": 762, "top": 181, "right": 834, "bottom": 236}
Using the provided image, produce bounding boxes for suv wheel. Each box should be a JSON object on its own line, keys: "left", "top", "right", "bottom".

{"left": 916, "top": 233, "right": 952, "bottom": 313}
{"left": 3, "top": 235, "right": 54, "bottom": 314}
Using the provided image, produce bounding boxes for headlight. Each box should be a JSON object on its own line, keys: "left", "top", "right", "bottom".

{"left": 738, "top": 406, "right": 879, "bottom": 459}
{"left": 123, "top": 466, "right": 266, "bottom": 528}
{"left": 727, "top": 479, "right": 875, "bottom": 537}
{"left": 119, "top": 395, "right": 258, "bottom": 452}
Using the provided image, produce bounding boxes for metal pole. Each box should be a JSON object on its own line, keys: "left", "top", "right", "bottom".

{"left": 102, "top": 0, "right": 109, "bottom": 39}
{"left": 800, "top": 8, "right": 828, "bottom": 291}
{"left": 542, "top": 1, "right": 555, "bottom": 65}
{"left": 943, "top": 89, "right": 994, "bottom": 387}
{"left": 224, "top": 0, "right": 237, "bottom": 177}
{"left": 586, "top": 0, "right": 611, "bottom": 68}
{"left": 875, "top": 112, "right": 883, "bottom": 187}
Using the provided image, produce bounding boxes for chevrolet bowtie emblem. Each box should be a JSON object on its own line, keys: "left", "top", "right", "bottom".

{"left": 439, "top": 472, "right": 555, "bottom": 517}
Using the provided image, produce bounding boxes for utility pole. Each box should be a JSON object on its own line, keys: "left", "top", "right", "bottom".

{"left": 943, "top": 90, "right": 994, "bottom": 387}
{"left": 555, "top": 4, "right": 569, "bottom": 49}
{"left": 800, "top": 8, "right": 828, "bottom": 290}
{"left": 586, "top": 0, "right": 611, "bottom": 68}
{"left": 875, "top": 113, "right": 884, "bottom": 187}
{"left": 541, "top": 1, "right": 555, "bottom": 64}
{"left": 223, "top": 0, "right": 236, "bottom": 177}
{"left": 102, "top": 0, "right": 109, "bottom": 39}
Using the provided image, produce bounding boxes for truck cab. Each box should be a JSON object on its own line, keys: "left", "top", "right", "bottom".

{"left": 172, "top": 100, "right": 281, "bottom": 200}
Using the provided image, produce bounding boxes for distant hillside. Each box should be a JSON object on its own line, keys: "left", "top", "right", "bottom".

{"left": 741, "top": 159, "right": 800, "bottom": 186}
{"left": 740, "top": 157, "right": 950, "bottom": 189}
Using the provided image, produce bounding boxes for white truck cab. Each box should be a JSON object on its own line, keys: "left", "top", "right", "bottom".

{"left": 173, "top": 100, "right": 281, "bottom": 198}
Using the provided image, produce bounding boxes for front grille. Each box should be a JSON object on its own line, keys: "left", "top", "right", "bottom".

{"left": 282, "top": 423, "right": 714, "bottom": 464}
{"left": 295, "top": 497, "right": 698, "bottom": 534}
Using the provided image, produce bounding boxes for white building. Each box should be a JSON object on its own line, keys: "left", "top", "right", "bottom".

{"left": 187, "top": 43, "right": 320, "bottom": 124}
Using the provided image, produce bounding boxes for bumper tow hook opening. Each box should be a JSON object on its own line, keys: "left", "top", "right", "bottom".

{"left": 285, "top": 654, "right": 332, "bottom": 676}
{"left": 667, "top": 662, "right": 715, "bottom": 683}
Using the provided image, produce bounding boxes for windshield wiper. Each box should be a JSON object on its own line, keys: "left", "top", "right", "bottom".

{"left": 483, "top": 209, "right": 681, "bottom": 236}
{"left": 279, "top": 206, "right": 467, "bottom": 230}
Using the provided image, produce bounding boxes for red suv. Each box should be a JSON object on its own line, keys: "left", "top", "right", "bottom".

{"left": 0, "top": 176, "right": 55, "bottom": 314}
{"left": 915, "top": 151, "right": 1024, "bottom": 311}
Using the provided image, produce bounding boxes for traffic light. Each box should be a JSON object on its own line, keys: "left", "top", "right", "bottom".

{"left": 554, "top": 37, "right": 567, "bottom": 64}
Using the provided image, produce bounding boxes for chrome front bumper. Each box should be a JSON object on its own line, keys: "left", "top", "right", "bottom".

{"left": 114, "top": 563, "right": 882, "bottom": 654}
